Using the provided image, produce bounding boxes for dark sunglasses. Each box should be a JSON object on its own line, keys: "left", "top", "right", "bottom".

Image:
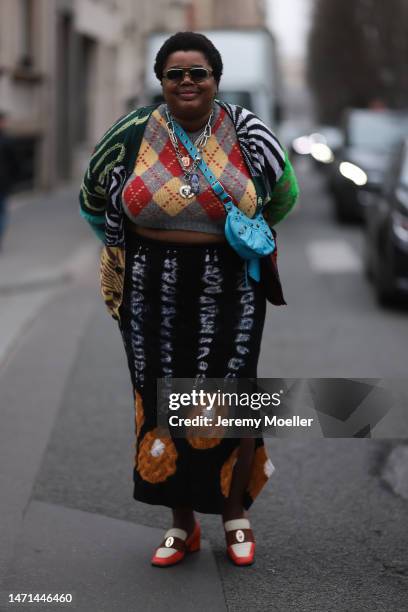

{"left": 163, "top": 67, "right": 213, "bottom": 83}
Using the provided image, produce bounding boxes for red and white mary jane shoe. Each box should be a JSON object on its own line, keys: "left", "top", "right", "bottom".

{"left": 151, "top": 522, "right": 201, "bottom": 567}
{"left": 224, "top": 518, "right": 256, "bottom": 566}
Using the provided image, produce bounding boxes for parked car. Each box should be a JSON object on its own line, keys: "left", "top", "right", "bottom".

{"left": 329, "top": 109, "right": 408, "bottom": 222}
{"left": 364, "top": 139, "right": 408, "bottom": 304}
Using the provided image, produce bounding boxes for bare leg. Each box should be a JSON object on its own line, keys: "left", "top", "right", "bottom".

{"left": 172, "top": 506, "right": 196, "bottom": 535}
{"left": 222, "top": 438, "right": 255, "bottom": 522}
{"left": 171, "top": 439, "right": 255, "bottom": 531}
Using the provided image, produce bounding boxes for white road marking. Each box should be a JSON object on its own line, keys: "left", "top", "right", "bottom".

{"left": 306, "top": 240, "right": 362, "bottom": 273}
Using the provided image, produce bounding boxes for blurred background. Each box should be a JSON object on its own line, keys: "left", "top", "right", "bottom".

{"left": 1, "top": 3, "right": 408, "bottom": 611}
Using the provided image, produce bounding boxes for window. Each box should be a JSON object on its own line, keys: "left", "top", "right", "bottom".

{"left": 20, "top": 0, "right": 34, "bottom": 68}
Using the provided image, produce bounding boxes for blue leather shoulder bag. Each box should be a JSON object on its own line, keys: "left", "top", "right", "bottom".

{"left": 172, "top": 120, "right": 276, "bottom": 283}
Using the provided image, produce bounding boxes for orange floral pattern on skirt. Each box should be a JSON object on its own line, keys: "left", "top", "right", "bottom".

{"left": 134, "top": 390, "right": 145, "bottom": 438}
{"left": 220, "top": 447, "right": 239, "bottom": 498}
{"left": 247, "top": 445, "right": 273, "bottom": 501}
{"left": 185, "top": 402, "right": 228, "bottom": 449}
{"left": 220, "top": 444, "right": 274, "bottom": 502}
{"left": 137, "top": 427, "right": 178, "bottom": 484}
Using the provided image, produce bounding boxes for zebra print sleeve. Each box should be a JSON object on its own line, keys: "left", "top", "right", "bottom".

{"left": 220, "top": 102, "right": 286, "bottom": 185}
{"left": 222, "top": 102, "right": 299, "bottom": 226}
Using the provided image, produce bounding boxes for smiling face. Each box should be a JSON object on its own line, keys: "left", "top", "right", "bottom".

{"left": 161, "top": 50, "right": 217, "bottom": 121}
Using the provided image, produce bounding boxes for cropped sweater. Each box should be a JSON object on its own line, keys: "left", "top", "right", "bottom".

{"left": 121, "top": 102, "right": 259, "bottom": 234}
{"left": 79, "top": 100, "right": 299, "bottom": 321}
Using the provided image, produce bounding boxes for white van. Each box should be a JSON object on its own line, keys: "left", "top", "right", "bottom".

{"left": 144, "top": 28, "right": 283, "bottom": 129}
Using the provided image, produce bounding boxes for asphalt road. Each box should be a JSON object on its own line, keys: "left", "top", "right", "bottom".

{"left": 1, "top": 160, "right": 407, "bottom": 611}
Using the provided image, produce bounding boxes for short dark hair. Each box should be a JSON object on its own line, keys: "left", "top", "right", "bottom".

{"left": 154, "top": 31, "right": 223, "bottom": 86}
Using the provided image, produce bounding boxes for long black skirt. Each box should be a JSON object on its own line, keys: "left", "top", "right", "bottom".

{"left": 117, "top": 230, "right": 275, "bottom": 514}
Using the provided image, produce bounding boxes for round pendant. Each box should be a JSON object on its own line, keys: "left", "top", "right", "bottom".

{"left": 181, "top": 156, "right": 191, "bottom": 168}
{"left": 180, "top": 184, "right": 194, "bottom": 199}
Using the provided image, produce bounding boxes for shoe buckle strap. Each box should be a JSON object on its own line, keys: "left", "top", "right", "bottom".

{"left": 226, "top": 528, "right": 255, "bottom": 546}
{"left": 158, "top": 535, "right": 187, "bottom": 553}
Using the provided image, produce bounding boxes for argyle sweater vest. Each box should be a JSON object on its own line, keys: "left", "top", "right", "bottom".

{"left": 121, "top": 103, "right": 258, "bottom": 234}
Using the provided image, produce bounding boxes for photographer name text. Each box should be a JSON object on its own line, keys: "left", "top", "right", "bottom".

{"left": 168, "top": 415, "right": 314, "bottom": 428}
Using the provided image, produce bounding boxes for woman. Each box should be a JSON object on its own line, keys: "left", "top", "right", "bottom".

{"left": 79, "top": 31, "right": 299, "bottom": 567}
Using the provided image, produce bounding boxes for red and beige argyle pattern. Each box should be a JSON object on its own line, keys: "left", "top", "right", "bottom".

{"left": 121, "top": 103, "right": 257, "bottom": 231}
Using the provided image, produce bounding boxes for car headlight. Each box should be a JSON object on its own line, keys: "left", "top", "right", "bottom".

{"left": 339, "top": 162, "right": 368, "bottom": 186}
{"left": 292, "top": 136, "right": 312, "bottom": 155}
{"left": 292, "top": 132, "right": 329, "bottom": 156}
{"left": 310, "top": 143, "right": 334, "bottom": 164}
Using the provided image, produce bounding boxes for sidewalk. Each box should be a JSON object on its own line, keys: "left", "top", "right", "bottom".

{"left": 0, "top": 184, "right": 99, "bottom": 366}
{"left": 2, "top": 502, "right": 224, "bottom": 612}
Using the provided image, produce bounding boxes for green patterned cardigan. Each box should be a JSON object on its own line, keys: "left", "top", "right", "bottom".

{"left": 79, "top": 101, "right": 299, "bottom": 321}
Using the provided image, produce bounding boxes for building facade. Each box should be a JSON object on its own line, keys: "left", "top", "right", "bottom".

{"left": 0, "top": 0, "right": 269, "bottom": 191}
{"left": 191, "top": 0, "right": 266, "bottom": 29}
{"left": 0, "top": 0, "right": 191, "bottom": 191}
